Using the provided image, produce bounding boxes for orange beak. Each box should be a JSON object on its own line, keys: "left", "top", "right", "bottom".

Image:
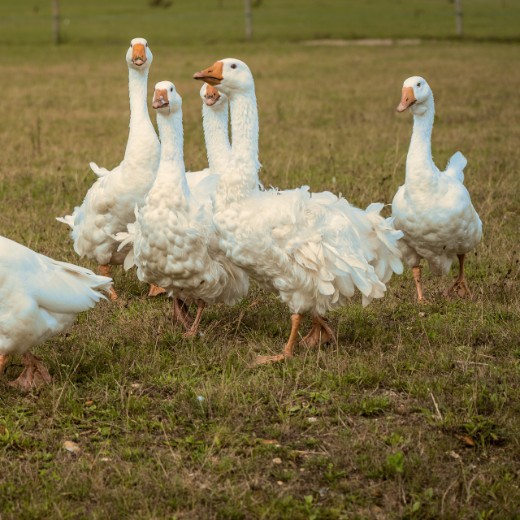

{"left": 397, "top": 86, "right": 416, "bottom": 112}
{"left": 152, "top": 88, "right": 169, "bottom": 109}
{"left": 203, "top": 84, "right": 221, "bottom": 106}
{"left": 193, "top": 61, "right": 223, "bottom": 86}
{"left": 132, "top": 43, "right": 147, "bottom": 67}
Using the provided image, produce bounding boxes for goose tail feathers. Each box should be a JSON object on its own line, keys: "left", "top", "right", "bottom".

{"left": 35, "top": 259, "right": 113, "bottom": 313}
{"left": 89, "top": 161, "right": 111, "bottom": 177}
{"left": 444, "top": 151, "right": 467, "bottom": 183}
{"left": 56, "top": 214, "right": 75, "bottom": 230}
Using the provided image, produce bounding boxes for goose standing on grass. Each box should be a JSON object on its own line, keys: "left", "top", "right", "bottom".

{"left": 0, "top": 236, "right": 112, "bottom": 391}
{"left": 391, "top": 76, "right": 482, "bottom": 302}
{"left": 57, "top": 38, "right": 162, "bottom": 300}
{"left": 193, "top": 59, "right": 403, "bottom": 365}
{"left": 117, "top": 81, "right": 249, "bottom": 336}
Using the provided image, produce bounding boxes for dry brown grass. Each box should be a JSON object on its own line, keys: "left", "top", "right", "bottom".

{"left": 0, "top": 39, "right": 519, "bottom": 519}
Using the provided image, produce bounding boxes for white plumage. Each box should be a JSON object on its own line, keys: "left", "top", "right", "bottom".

{"left": 391, "top": 76, "right": 482, "bottom": 301}
{"left": 118, "top": 81, "right": 248, "bottom": 336}
{"left": 199, "top": 83, "right": 232, "bottom": 175}
{"left": 57, "top": 38, "right": 160, "bottom": 300}
{"left": 194, "top": 58, "right": 403, "bottom": 364}
{"left": 0, "top": 236, "right": 112, "bottom": 390}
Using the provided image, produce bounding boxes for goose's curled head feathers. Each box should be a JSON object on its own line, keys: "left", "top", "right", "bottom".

{"left": 397, "top": 76, "right": 433, "bottom": 116}
{"left": 126, "top": 37, "right": 153, "bottom": 71}
{"left": 193, "top": 58, "right": 254, "bottom": 95}
{"left": 152, "top": 81, "right": 182, "bottom": 114}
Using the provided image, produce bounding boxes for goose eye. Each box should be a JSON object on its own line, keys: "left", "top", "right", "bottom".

{"left": 231, "top": 63, "right": 237, "bottom": 69}
{"left": 417, "top": 82, "right": 421, "bottom": 87}
{"left": 170, "top": 87, "right": 173, "bottom": 92}
{"left": 145, "top": 43, "right": 148, "bottom": 47}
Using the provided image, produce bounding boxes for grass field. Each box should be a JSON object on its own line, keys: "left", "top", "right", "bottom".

{"left": 1, "top": 1, "right": 520, "bottom": 518}
{"left": 1, "top": 0, "right": 520, "bottom": 45}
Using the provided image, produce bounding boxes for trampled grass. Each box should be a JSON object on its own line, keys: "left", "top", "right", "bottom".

{"left": 1, "top": 9, "right": 520, "bottom": 520}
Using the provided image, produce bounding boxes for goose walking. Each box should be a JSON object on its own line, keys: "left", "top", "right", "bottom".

{"left": 391, "top": 76, "right": 482, "bottom": 302}
{"left": 194, "top": 59, "right": 403, "bottom": 364}
{"left": 117, "top": 81, "right": 248, "bottom": 336}
{"left": 0, "top": 236, "right": 111, "bottom": 390}
{"left": 57, "top": 38, "right": 161, "bottom": 300}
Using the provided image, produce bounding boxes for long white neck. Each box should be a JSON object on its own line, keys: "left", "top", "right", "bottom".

{"left": 215, "top": 89, "right": 261, "bottom": 207}
{"left": 125, "top": 67, "right": 159, "bottom": 161}
{"left": 405, "top": 96, "right": 436, "bottom": 187}
{"left": 202, "top": 101, "right": 231, "bottom": 173}
{"left": 155, "top": 108, "right": 189, "bottom": 203}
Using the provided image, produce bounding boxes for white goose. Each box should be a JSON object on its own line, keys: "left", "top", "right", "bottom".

{"left": 118, "top": 81, "right": 249, "bottom": 336}
{"left": 57, "top": 38, "right": 161, "bottom": 300}
{"left": 193, "top": 59, "right": 403, "bottom": 365}
{"left": 0, "top": 236, "right": 111, "bottom": 390}
{"left": 199, "top": 83, "right": 232, "bottom": 174}
{"left": 391, "top": 76, "right": 482, "bottom": 302}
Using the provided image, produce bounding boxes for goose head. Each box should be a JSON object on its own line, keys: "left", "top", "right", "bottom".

{"left": 152, "top": 81, "right": 182, "bottom": 114}
{"left": 397, "top": 76, "right": 432, "bottom": 116}
{"left": 200, "top": 83, "right": 227, "bottom": 107}
{"left": 126, "top": 37, "right": 153, "bottom": 70}
{"left": 193, "top": 58, "right": 254, "bottom": 95}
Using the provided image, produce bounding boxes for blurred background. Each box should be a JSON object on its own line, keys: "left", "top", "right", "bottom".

{"left": 1, "top": 0, "right": 519, "bottom": 46}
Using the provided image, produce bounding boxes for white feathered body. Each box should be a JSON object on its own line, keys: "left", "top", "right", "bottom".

{"left": 121, "top": 90, "right": 248, "bottom": 306}
{"left": 0, "top": 236, "right": 111, "bottom": 356}
{"left": 215, "top": 184, "right": 402, "bottom": 315}
{"left": 212, "top": 86, "right": 402, "bottom": 315}
{"left": 392, "top": 96, "right": 482, "bottom": 275}
{"left": 58, "top": 66, "right": 160, "bottom": 266}
{"left": 132, "top": 175, "right": 246, "bottom": 305}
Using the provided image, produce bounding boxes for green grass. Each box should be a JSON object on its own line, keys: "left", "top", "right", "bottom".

{"left": 1, "top": 3, "right": 520, "bottom": 518}
{"left": 1, "top": 0, "right": 519, "bottom": 45}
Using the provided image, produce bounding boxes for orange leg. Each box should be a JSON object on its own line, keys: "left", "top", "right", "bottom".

{"left": 9, "top": 353, "right": 52, "bottom": 391}
{"left": 412, "top": 265, "right": 427, "bottom": 303}
{"left": 173, "top": 298, "right": 193, "bottom": 330}
{"left": 444, "top": 254, "right": 473, "bottom": 299}
{"left": 0, "top": 354, "right": 9, "bottom": 376}
{"left": 148, "top": 284, "right": 166, "bottom": 297}
{"left": 183, "top": 301, "right": 206, "bottom": 338}
{"left": 300, "top": 315, "right": 336, "bottom": 347}
{"left": 253, "top": 314, "right": 302, "bottom": 366}
{"left": 99, "top": 265, "right": 118, "bottom": 301}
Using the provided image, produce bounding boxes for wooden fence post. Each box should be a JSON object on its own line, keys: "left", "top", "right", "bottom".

{"left": 52, "top": 0, "right": 61, "bottom": 45}
{"left": 244, "top": 0, "right": 252, "bottom": 41}
{"left": 454, "top": 0, "right": 463, "bottom": 37}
